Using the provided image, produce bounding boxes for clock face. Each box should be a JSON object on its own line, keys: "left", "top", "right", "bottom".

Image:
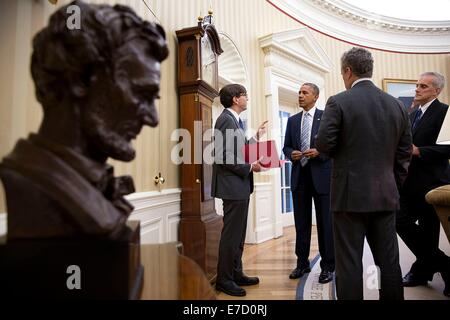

{"left": 201, "top": 35, "right": 216, "bottom": 87}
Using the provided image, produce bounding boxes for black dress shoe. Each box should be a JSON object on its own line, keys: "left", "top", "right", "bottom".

{"left": 402, "top": 271, "right": 428, "bottom": 287}
{"left": 440, "top": 270, "right": 450, "bottom": 297}
{"left": 289, "top": 266, "right": 311, "bottom": 279}
{"left": 235, "top": 275, "right": 260, "bottom": 286}
{"left": 318, "top": 270, "right": 334, "bottom": 284}
{"left": 444, "top": 284, "right": 450, "bottom": 297}
{"left": 216, "top": 282, "right": 246, "bottom": 297}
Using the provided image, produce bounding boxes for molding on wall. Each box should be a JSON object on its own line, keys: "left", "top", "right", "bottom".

{"left": 217, "top": 32, "right": 252, "bottom": 127}
{"left": 259, "top": 27, "right": 331, "bottom": 109}
{"left": 218, "top": 33, "right": 249, "bottom": 87}
{"left": 126, "top": 188, "right": 181, "bottom": 212}
{"left": 259, "top": 27, "right": 333, "bottom": 74}
{"left": 268, "top": 0, "right": 450, "bottom": 53}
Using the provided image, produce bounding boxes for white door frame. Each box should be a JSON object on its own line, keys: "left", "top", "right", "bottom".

{"left": 259, "top": 27, "right": 332, "bottom": 240}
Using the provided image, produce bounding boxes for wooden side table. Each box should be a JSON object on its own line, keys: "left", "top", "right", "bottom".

{"left": 140, "top": 242, "right": 216, "bottom": 300}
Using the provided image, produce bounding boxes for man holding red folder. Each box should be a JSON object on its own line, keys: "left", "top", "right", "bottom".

{"left": 212, "top": 84, "right": 267, "bottom": 297}
{"left": 283, "top": 83, "right": 335, "bottom": 284}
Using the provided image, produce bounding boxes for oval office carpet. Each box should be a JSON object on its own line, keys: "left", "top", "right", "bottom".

{"left": 296, "top": 227, "right": 449, "bottom": 300}
{"left": 296, "top": 254, "right": 336, "bottom": 300}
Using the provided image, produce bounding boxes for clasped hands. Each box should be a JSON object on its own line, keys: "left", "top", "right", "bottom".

{"left": 412, "top": 144, "right": 420, "bottom": 157}
{"left": 291, "top": 149, "right": 319, "bottom": 162}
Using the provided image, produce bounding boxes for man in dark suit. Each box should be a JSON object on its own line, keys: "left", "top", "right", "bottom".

{"left": 316, "top": 47, "right": 412, "bottom": 300}
{"left": 282, "top": 83, "right": 334, "bottom": 284}
{"left": 396, "top": 72, "right": 450, "bottom": 297}
{"left": 211, "top": 84, "right": 267, "bottom": 297}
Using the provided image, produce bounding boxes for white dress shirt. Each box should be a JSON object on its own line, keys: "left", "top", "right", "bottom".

{"left": 351, "top": 78, "right": 373, "bottom": 88}
{"left": 417, "top": 98, "right": 436, "bottom": 116}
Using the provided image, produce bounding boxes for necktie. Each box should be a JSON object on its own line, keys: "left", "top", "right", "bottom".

{"left": 238, "top": 118, "right": 244, "bottom": 130}
{"left": 412, "top": 109, "right": 423, "bottom": 130}
{"left": 300, "top": 112, "right": 311, "bottom": 167}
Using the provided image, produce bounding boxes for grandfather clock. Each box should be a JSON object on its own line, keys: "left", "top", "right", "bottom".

{"left": 176, "top": 12, "right": 223, "bottom": 281}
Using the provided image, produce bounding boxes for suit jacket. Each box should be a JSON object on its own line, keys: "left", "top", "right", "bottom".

{"left": 402, "top": 99, "right": 450, "bottom": 197}
{"left": 316, "top": 80, "right": 412, "bottom": 212}
{"left": 211, "top": 109, "right": 255, "bottom": 200}
{"left": 282, "top": 109, "right": 331, "bottom": 194}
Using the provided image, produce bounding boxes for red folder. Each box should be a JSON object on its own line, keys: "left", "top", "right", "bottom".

{"left": 241, "top": 140, "right": 285, "bottom": 168}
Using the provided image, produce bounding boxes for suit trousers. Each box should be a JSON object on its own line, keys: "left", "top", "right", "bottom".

{"left": 292, "top": 166, "right": 334, "bottom": 271}
{"left": 333, "top": 211, "right": 404, "bottom": 300}
{"left": 216, "top": 199, "right": 250, "bottom": 284}
{"left": 397, "top": 193, "right": 450, "bottom": 278}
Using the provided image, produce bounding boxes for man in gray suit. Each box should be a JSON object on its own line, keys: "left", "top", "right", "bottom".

{"left": 212, "top": 84, "right": 267, "bottom": 297}
{"left": 316, "top": 47, "right": 412, "bottom": 300}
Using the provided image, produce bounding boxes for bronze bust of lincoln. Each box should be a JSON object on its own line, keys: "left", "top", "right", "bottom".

{"left": 0, "top": 0, "right": 168, "bottom": 240}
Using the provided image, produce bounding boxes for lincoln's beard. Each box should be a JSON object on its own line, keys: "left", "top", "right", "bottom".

{"left": 83, "top": 114, "right": 136, "bottom": 163}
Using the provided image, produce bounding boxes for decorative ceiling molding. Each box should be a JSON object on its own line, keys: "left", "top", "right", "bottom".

{"left": 319, "top": 0, "right": 450, "bottom": 33}
{"left": 268, "top": 0, "right": 450, "bottom": 53}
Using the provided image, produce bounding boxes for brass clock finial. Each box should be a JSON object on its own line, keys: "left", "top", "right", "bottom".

{"left": 208, "top": 8, "right": 213, "bottom": 16}
{"left": 198, "top": 12, "right": 204, "bottom": 23}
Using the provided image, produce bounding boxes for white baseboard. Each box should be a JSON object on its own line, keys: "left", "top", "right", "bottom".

{"left": 0, "top": 213, "right": 6, "bottom": 239}
{"left": 126, "top": 188, "right": 181, "bottom": 244}
{"left": 282, "top": 212, "right": 295, "bottom": 227}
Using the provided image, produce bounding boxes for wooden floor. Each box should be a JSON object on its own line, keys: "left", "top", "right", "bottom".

{"left": 216, "top": 226, "right": 317, "bottom": 300}
{"left": 215, "top": 225, "right": 450, "bottom": 300}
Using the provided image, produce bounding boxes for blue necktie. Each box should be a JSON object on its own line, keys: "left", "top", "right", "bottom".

{"left": 300, "top": 112, "right": 311, "bottom": 167}
{"left": 412, "top": 109, "right": 423, "bottom": 130}
{"left": 238, "top": 118, "right": 244, "bottom": 130}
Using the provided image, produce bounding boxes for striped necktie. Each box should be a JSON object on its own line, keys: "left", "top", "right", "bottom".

{"left": 300, "top": 112, "right": 311, "bottom": 167}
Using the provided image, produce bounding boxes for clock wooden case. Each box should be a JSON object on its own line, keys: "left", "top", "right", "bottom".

{"left": 176, "top": 19, "right": 223, "bottom": 281}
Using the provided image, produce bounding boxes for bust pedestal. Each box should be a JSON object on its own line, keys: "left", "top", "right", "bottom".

{"left": 0, "top": 220, "right": 143, "bottom": 299}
